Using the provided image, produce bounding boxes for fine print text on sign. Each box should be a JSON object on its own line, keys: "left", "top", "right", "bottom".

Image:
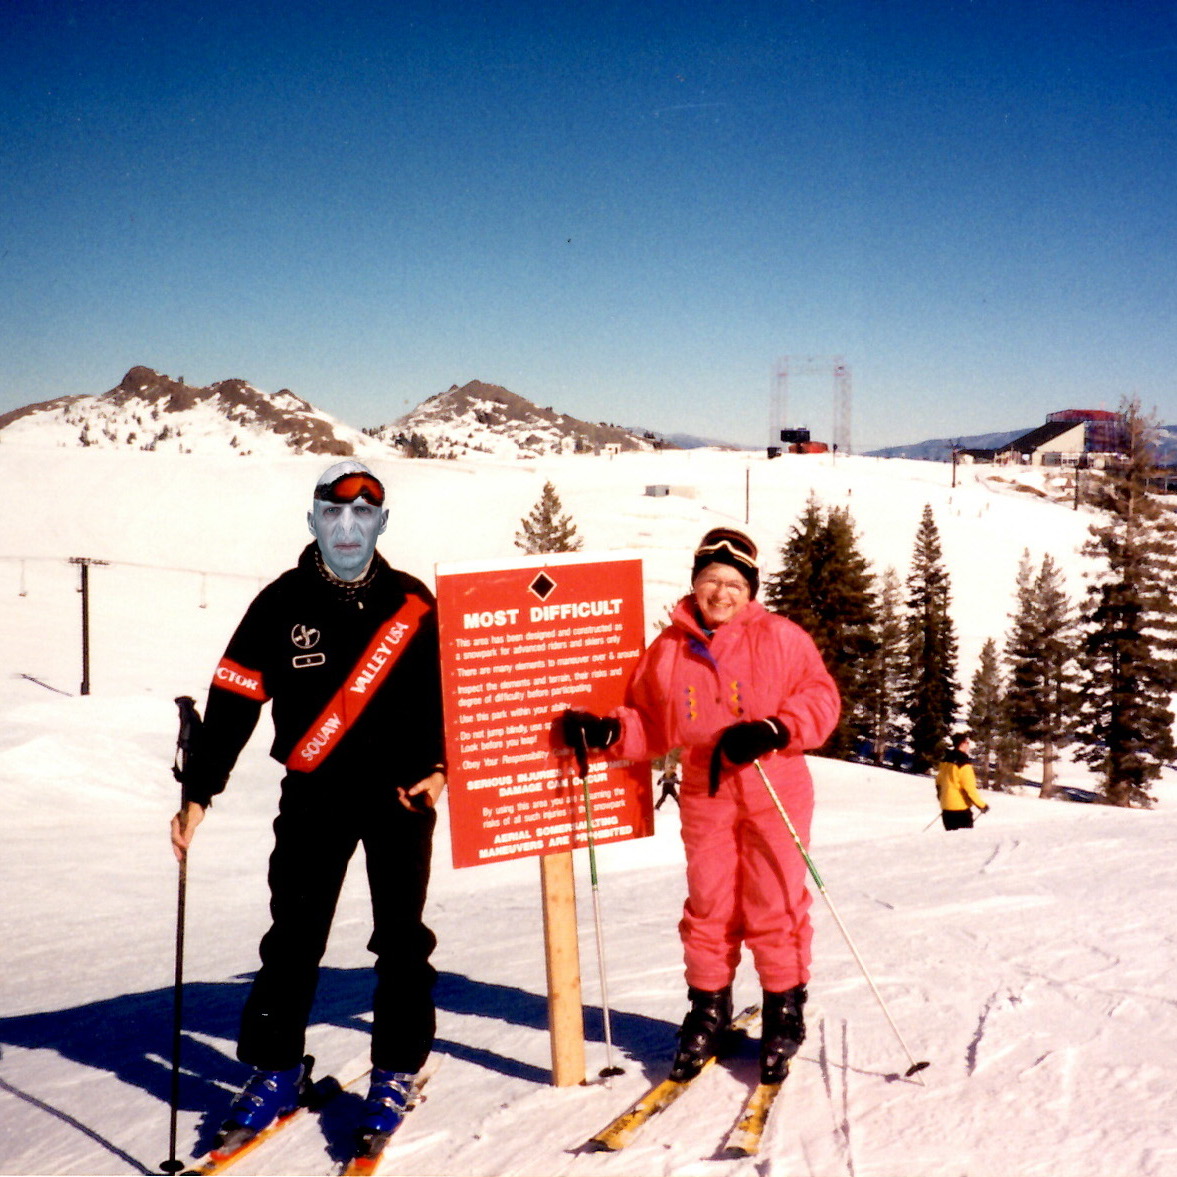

{"left": 436, "top": 553, "right": 653, "bottom": 869}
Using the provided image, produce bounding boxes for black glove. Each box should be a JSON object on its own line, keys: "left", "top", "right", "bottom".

{"left": 562, "top": 710, "right": 621, "bottom": 752}
{"left": 718, "top": 717, "right": 790, "bottom": 765}
{"left": 709, "top": 718, "right": 790, "bottom": 795}
{"left": 562, "top": 710, "right": 621, "bottom": 777}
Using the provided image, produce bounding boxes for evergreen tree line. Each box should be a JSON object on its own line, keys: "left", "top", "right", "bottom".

{"left": 514, "top": 402, "right": 1177, "bottom": 807}
{"left": 765, "top": 400, "right": 1177, "bottom": 807}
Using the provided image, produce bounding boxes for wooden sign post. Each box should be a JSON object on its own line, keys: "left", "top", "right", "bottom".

{"left": 539, "top": 851, "right": 585, "bottom": 1085}
{"left": 435, "top": 552, "right": 651, "bottom": 1086}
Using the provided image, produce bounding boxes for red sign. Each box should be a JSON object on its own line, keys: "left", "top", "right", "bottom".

{"left": 436, "top": 553, "right": 651, "bottom": 869}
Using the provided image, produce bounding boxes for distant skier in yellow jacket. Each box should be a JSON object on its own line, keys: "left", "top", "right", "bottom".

{"left": 936, "top": 732, "right": 989, "bottom": 830}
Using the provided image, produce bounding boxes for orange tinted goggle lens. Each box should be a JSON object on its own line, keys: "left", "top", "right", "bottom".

{"left": 314, "top": 473, "right": 385, "bottom": 506}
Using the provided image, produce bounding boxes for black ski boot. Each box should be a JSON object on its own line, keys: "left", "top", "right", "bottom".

{"left": 668, "top": 986, "right": 732, "bottom": 1081}
{"left": 760, "top": 985, "right": 806, "bottom": 1083}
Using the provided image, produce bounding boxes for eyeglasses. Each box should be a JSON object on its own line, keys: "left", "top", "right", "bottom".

{"left": 313, "top": 472, "right": 386, "bottom": 506}
{"left": 694, "top": 537, "right": 757, "bottom": 570}
{"left": 695, "top": 571, "right": 750, "bottom": 595}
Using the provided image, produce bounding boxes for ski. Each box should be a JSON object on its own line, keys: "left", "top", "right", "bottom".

{"left": 585, "top": 1004, "right": 760, "bottom": 1152}
{"left": 721, "top": 1071, "right": 788, "bottom": 1158}
{"left": 183, "top": 1060, "right": 343, "bottom": 1175}
{"left": 340, "top": 1067, "right": 437, "bottom": 1176}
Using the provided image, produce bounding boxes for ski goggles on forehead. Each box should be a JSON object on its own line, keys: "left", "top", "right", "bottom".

{"left": 694, "top": 538, "right": 758, "bottom": 569}
{"left": 313, "top": 472, "right": 386, "bottom": 506}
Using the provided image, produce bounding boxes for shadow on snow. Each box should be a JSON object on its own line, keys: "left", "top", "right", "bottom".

{"left": 0, "top": 967, "right": 675, "bottom": 1167}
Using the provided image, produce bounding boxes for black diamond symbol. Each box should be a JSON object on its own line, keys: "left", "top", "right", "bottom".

{"left": 529, "top": 572, "right": 557, "bottom": 601}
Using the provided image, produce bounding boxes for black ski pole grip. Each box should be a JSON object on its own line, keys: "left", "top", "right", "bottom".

{"left": 172, "top": 696, "right": 202, "bottom": 786}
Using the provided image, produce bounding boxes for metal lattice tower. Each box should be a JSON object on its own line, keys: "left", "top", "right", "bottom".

{"left": 771, "top": 356, "right": 853, "bottom": 454}
{"left": 833, "top": 361, "right": 852, "bottom": 455}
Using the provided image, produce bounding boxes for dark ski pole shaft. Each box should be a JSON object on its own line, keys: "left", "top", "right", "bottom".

{"left": 161, "top": 838, "right": 188, "bottom": 1174}
{"left": 753, "top": 759, "right": 930, "bottom": 1082}
{"left": 574, "top": 733, "right": 624, "bottom": 1079}
{"left": 162, "top": 696, "right": 201, "bottom": 1174}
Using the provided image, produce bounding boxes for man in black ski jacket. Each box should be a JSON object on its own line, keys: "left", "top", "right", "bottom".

{"left": 170, "top": 460, "right": 445, "bottom": 1154}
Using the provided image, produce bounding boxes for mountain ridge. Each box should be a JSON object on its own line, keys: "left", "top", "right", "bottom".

{"left": 865, "top": 422, "right": 1177, "bottom": 465}
{"left": 0, "top": 369, "right": 663, "bottom": 460}
{"left": 0, "top": 365, "right": 371, "bottom": 457}
{"left": 864, "top": 428, "right": 1029, "bottom": 462}
{"left": 366, "top": 380, "right": 661, "bottom": 459}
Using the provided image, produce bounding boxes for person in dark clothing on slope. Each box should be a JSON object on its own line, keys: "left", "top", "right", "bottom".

{"left": 169, "top": 460, "right": 446, "bottom": 1154}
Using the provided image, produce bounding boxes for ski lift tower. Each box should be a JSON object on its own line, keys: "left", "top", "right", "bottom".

{"left": 771, "top": 356, "right": 853, "bottom": 454}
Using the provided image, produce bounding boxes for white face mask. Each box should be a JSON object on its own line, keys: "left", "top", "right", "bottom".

{"left": 307, "top": 498, "right": 389, "bottom": 581}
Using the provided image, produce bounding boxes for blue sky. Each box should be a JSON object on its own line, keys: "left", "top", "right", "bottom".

{"left": 2, "top": 0, "right": 1174, "bottom": 450}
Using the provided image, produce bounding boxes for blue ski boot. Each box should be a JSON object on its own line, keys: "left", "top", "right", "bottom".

{"left": 354, "top": 1068, "right": 416, "bottom": 1158}
{"left": 215, "top": 1058, "right": 310, "bottom": 1153}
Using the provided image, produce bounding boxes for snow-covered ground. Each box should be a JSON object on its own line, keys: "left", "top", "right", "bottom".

{"left": 2, "top": 441, "right": 1176, "bottom": 1176}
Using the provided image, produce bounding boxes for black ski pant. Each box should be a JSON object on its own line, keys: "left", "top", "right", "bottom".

{"left": 941, "top": 808, "right": 974, "bottom": 831}
{"left": 237, "top": 771, "right": 437, "bottom": 1073}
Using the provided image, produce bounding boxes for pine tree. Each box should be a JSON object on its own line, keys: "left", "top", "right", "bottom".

{"left": 816, "top": 504, "right": 879, "bottom": 757}
{"left": 1029, "top": 554, "right": 1077, "bottom": 798}
{"left": 968, "top": 638, "right": 1003, "bottom": 789}
{"left": 1001, "top": 549, "right": 1036, "bottom": 778}
{"left": 1002, "top": 552, "right": 1078, "bottom": 796}
{"left": 1074, "top": 399, "right": 1177, "bottom": 806}
{"left": 765, "top": 494, "right": 877, "bottom": 758}
{"left": 902, "top": 505, "right": 959, "bottom": 774}
{"left": 991, "top": 708, "right": 1025, "bottom": 791}
{"left": 862, "top": 566, "right": 907, "bottom": 766}
{"left": 515, "top": 481, "right": 583, "bottom": 555}
{"left": 764, "top": 493, "right": 825, "bottom": 637}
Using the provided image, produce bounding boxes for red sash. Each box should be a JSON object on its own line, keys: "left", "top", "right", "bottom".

{"left": 286, "top": 595, "right": 431, "bottom": 772}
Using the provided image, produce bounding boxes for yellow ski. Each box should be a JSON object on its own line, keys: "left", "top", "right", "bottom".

{"left": 585, "top": 1004, "right": 761, "bottom": 1152}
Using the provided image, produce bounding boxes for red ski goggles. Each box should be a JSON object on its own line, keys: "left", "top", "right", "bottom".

{"left": 313, "top": 471, "right": 386, "bottom": 506}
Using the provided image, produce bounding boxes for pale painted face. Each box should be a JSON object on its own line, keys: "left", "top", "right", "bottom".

{"left": 308, "top": 498, "right": 389, "bottom": 581}
{"left": 692, "top": 562, "right": 752, "bottom": 628}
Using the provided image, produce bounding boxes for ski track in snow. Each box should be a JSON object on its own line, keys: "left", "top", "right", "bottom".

{"left": 978, "top": 836, "right": 1019, "bottom": 872}
{"left": 815, "top": 1017, "right": 856, "bottom": 1177}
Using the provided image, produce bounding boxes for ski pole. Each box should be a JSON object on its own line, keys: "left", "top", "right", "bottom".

{"left": 573, "top": 733, "right": 624, "bottom": 1080}
{"left": 753, "top": 760, "right": 930, "bottom": 1082}
{"left": 162, "top": 696, "right": 200, "bottom": 1174}
{"left": 161, "top": 832, "right": 188, "bottom": 1174}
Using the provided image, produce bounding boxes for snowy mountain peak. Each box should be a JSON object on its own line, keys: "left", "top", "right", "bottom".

{"left": 367, "top": 379, "right": 663, "bottom": 460}
{"left": 0, "top": 370, "right": 668, "bottom": 462}
{"left": 0, "top": 366, "right": 381, "bottom": 458}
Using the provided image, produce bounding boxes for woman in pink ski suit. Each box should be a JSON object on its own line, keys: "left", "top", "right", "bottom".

{"left": 564, "top": 527, "right": 839, "bottom": 1084}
